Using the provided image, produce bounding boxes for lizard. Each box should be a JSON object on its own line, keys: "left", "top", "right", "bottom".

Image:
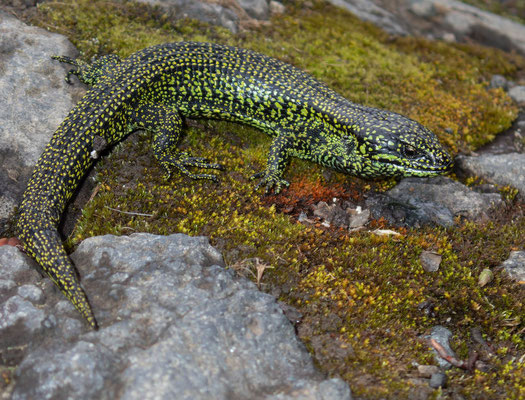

{"left": 14, "top": 42, "right": 453, "bottom": 329}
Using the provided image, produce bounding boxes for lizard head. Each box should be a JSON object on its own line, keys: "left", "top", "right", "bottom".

{"left": 335, "top": 109, "right": 453, "bottom": 179}
{"left": 52, "top": 54, "right": 121, "bottom": 86}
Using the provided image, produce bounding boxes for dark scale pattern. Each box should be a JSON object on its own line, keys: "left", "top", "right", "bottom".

{"left": 15, "top": 42, "right": 452, "bottom": 328}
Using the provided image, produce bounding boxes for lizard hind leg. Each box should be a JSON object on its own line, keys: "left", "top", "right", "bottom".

{"left": 52, "top": 54, "right": 121, "bottom": 86}
{"left": 130, "top": 102, "right": 225, "bottom": 182}
{"left": 22, "top": 227, "right": 98, "bottom": 329}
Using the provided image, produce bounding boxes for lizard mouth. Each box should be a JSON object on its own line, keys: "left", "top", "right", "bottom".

{"left": 372, "top": 153, "right": 453, "bottom": 176}
{"left": 396, "top": 157, "right": 453, "bottom": 175}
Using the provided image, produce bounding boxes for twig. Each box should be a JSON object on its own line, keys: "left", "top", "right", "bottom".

{"left": 430, "top": 339, "right": 468, "bottom": 370}
{"left": 104, "top": 206, "right": 154, "bottom": 217}
{"left": 87, "top": 184, "right": 102, "bottom": 204}
{"left": 467, "top": 351, "right": 479, "bottom": 372}
{"left": 254, "top": 258, "right": 273, "bottom": 288}
{"left": 471, "top": 327, "right": 496, "bottom": 356}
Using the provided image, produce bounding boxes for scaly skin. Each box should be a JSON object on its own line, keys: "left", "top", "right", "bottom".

{"left": 15, "top": 42, "right": 452, "bottom": 329}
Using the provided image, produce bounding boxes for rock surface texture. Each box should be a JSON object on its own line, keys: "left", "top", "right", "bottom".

{"left": 326, "top": 0, "right": 407, "bottom": 35}
{"left": 0, "top": 12, "right": 84, "bottom": 228}
{"left": 366, "top": 177, "right": 502, "bottom": 227}
{"left": 414, "top": 0, "right": 525, "bottom": 53}
{"left": 456, "top": 153, "right": 525, "bottom": 197}
{"left": 500, "top": 251, "right": 525, "bottom": 284}
{"left": 135, "top": 0, "right": 278, "bottom": 32}
{"left": 0, "top": 233, "right": 351, "bottom": 400}
{"left": 331, "top": 0, "right": 525, "bottom": 55}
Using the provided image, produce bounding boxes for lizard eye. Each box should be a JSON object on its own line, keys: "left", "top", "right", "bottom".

{"left": 402, "top": 144, "right": 420, "bottom": 159}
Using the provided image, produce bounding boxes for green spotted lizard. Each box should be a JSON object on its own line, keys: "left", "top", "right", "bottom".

{"left": 15, "top": 42, "right": 452, "bottom": 329}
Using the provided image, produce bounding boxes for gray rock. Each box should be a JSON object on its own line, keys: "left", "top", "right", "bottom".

{"left": 17, "top": 284, "right": 45, "bottom": 304}
{"left": 238, "top": 0, "right": 270, "bottom": 20}
{"left": 476, "top": 114, "right": 525, "bottom": 155}
{"left": 456, "top": 153, "right": 525, "bottom": 197}
{"left": 0, "top": 246, "right": 47, "bottom": 349}
{"left": 313, "top": 201, "right": 349, "bottom": 228}
{"left": 327, "top": 0, "right": 407, "bottom": 35}
{"left": 137, "top": 0, "right": 239, "bottom": 32}
{"left": 366, "top": 177, "right": 502, "bottom": 227}
{"left": 136, "top": 0, "right": 273, "bottom": 32}
{"left": 427, "top": 325, "right": 456, "bottom": 369}
{"left": 420, "top": 251, "right": 442, "bottom": 273}
{"left": 429, "top": 372, "right": 447, "bottom": 388}
{"left": 1, "top": 233, "right": 351, "bottom": 400}
{"left": 490, "top": 74, "right": 508, "bottom": 90}
{"left": 417, "top": 364, "right": 440, "bottom": 378}
{"left": 311, "top": 201, "right": 369, "bottom": 229}
{"left": 0, "top": 12, "right": 84, "bottom": 225}
{"left": 264, "top": 378, "right": 352, "bottom": 400}
{"left": 2, "top": 0, "right": 37, "bottom": 9}
{"left": 326, "top": 0, "right": 525, "bottom": 55}
{"left": 348, "top": 207, "right": 370, "bottom": 229}
{"left": 413, "top": 0, "right": 525, "bottom": 54}
{"left": 374, "top": 0, "right": 525, "bottom": 55}
{"left": 500, "top": 251, "right": 525, "bottom": 283}
{"left": 409, "top": 0, "right": 436, "bottom": 18}
{"left": 508, "top": 86, "right": 525, "bottom": 103}
{"left": 269, "top": 1, "right": 285, "bottom": 15}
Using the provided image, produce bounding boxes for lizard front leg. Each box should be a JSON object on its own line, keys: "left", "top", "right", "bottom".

{"left": 251, "top": 131, "right": 293, "bottom": 194}
{"left": 129, "top": 102, "right": 224, "bottom": 182}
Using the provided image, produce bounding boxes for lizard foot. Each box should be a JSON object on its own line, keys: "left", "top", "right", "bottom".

{"left": 161, "top": 152, "right": 225, "bottom": 182}
{"left": 250, "top": 171, "right": 289, "bottom": 194}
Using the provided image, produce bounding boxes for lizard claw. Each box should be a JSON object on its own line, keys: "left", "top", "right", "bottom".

{"left": 250, "top": 171, "right": 289, "bottom": 194}
{"left": 161, "top": 152, "right": 224, "bottom": 182}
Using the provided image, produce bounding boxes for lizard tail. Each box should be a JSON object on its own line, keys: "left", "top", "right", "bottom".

{"left": 21, "top": 227, "right": 98, "bottom": 330}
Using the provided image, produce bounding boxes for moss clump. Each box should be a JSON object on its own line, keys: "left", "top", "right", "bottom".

{"left": 30, "top": 0, "right": 525, "bottom": 398}
{"left": 33, "top": 0, "right": 231, "bottom": 58}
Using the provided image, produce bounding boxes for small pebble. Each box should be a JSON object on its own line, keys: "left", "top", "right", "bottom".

{"left": 442, "top": 32, "right": 456, "bottom": 42}
{"left": 409, "top": 1, "right": 436, "bottom": 18}
{"left": 269, "top": 1, "right": 285, "bottom": 14}
{"left": 428, "top": 326, "right": 456, "bottom": 369}
{"left": 417, "top": 364, "right": 440, "bottom": 378}
{"left": 478, "top": 268, "right": 494, "bottom": 287}
{"left": 348, "top": 208, "right": 370, "bottom": 229}
{"left": 298, "top": 212, "right": 308, "bottom": 222}
{"left": 490, "top": 74, "right": 507, "bottom": 90}
{"left": 429, "top": 372, "right": 447, "bottom": 388}
{"left": 420, "top": 251, "right": 442, "bottom": 273}
{"left": 509, "top": 86, "right": 525, "bottom": 103}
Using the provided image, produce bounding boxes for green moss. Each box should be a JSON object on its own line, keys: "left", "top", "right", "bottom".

{"left": 34, "top": 0, "right": 231, "bottom": 58}
{"left": 31, "top": 0, "right": 525, "bottom": 398}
